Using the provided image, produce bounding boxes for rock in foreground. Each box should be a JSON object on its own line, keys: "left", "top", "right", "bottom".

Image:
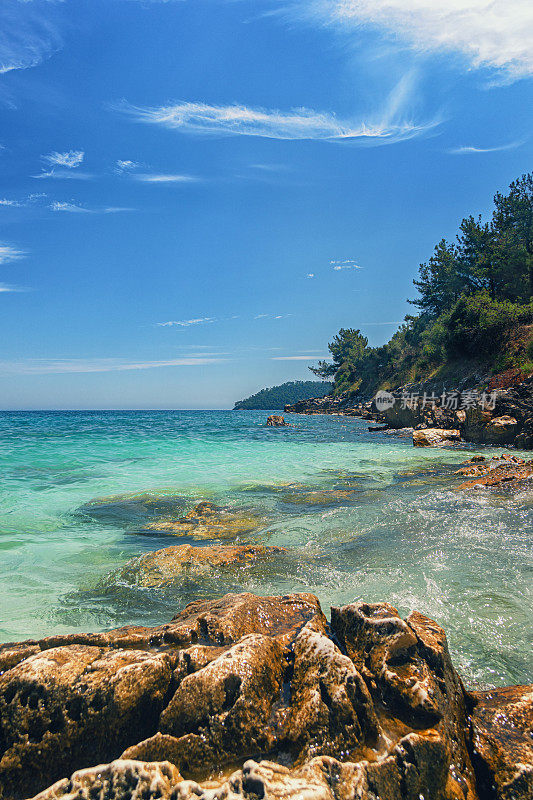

{"left": 0, "top": 593, "right": 530, "bottom": 800}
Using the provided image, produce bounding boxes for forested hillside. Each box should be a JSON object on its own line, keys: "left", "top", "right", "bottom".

{"left": 311, "top": 173, "right": 533, "bottom": 396}
{"left": 234, "top": 381, "right": 332, "bottom": 410}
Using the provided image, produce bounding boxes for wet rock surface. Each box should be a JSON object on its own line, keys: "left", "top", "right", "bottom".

{"left": 266, "top": 415, "right": 288, "bottom": 427}
{"left": 469, "top": 685, "right": 533, "bottom": 800}
{"left": 413, "top": 428, "right": 461, "bottom": 447}
{"left": 0, "top": 592, "right": 530, "bottom": 800}
{"left": 102, "top": 544, "right": 287, "bottom": 588}
{"left": 454, "top": 454, "right": 533, "bottom": 489}
{"left": 141, "top": 501, "right": 270, "bottom": 540}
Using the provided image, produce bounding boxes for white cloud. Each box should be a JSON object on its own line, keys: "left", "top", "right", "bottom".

{"left": 0, "top": 357, "right": 224, "bottom": 375}
{"left": 134, "top": 173, "right": 198, "bottom": 183}
{"left": 50, "top": 201, "right": 133, "bottom": 214}
{"left": 32, "top": 169, "right": 93, "bottom": 181}
{"left": 0, "top": 0, "right": 62, "bottom": 75}
{"left": 115, "top": 159, "right": 140, "bottom": 173}
{"left": 0, "top": 199, "right": 24, "bottom": 208}
{"left": 43, "top": 150, "right": 84, "bottom": 168}
{"left": 272, "top": 355, "right": 328, "bottom": 360}
{"left": 122, "top": 99, "right": 435, "bottom": 143}
{"left": 300, "top": 0, "right": 533, "bottom": 79}
{"left": 0, "top": 193, "right": 47, "bottom": 208}
{"left": 0, "top": 283, "right": 29, "bottom": 293}
{"left": 331, "top": 259, "right": 361, "bottom": 270}
{"left": 157, "top": 317, "right": 215, "bottom": 327}
{"left": 306, "top": 273, "right": 315, "bottom": 278}
{"left": 50, "top": 201, "right": 91, "bottom": 214}
{"left": 0, "top": 243, "right": 25, "bottom": 264}
{"left": 448, "top": 140, "right": 525, "bottom": 154}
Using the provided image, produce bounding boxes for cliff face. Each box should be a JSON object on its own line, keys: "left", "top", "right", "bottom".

{"left": 0, "top": 592, "right": 531, "bottom": 800}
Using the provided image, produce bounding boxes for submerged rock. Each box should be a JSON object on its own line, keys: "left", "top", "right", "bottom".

{"left": 0, "top": 593, "right": 530, "bottom": 800}
{"left": 142, "top": 501, "right": 269, "bottom": 540}
{"left": 279, "top": 488, "right": 356, "bottom": 507}
{"left": 104, "top": 544, "right": 287, "bottom": 588}
{"left": 413, "top": 428, "right": 461, "bottom": 447}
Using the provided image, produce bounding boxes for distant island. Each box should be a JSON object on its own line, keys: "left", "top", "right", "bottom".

{"left": 233, "top": 380, "right": 332, "bottom": 410}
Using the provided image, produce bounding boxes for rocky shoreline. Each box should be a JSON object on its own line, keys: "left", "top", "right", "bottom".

{"left": 285, "top": 372, "right": 533, "bottom": 450}
{"left": 0, "top": 591, "right": 531, "bottom": 800}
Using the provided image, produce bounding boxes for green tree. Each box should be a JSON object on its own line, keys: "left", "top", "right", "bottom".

{"left": 310, "top": 328, "right": 369, "bottom": 393}
{"left": 491, "top": 173, "right": 533, "bottom": 301}
{"left": 410, "top": 239, "right": 461, "bottom": 315}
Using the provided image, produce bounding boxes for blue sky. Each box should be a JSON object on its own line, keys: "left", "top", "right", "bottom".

{"left": 0, "top": 0, "right": 531, "bottom": 409}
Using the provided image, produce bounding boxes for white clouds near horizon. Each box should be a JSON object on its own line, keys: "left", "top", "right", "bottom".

{"left": 298, "top": 0, "right": 533, "bottom": 79}
{"left": 0, "top": 357, "right": 224, "bottom": 376}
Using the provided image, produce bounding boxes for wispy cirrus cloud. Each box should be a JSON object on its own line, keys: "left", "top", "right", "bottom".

{"left": 0, "top": 283, "right": 30, "bottom": 293}
{"left": 0, "top": 193, "right": 47, "bottom": 209}
{"left": 115, "top": 159, "right": 140, "bottom": 173}
{"left": 272, "top": 354, "right": 328, "bottom": 360}
{"left": 120, "top": 97, "right": 436, "bottom": 143}
{"left": 50, "top": 201, "right": 133, "bottom": 214}
{"left": 0, "top": 357, "right": 224, "bottom": 376}
{"left": 0, "top": 0, "right": 62, "bottom": 76}
{"left": 133, "top": 173, "right": 198, "bottom": 183}
{"left": 33, "top": 150, "right": 90, "bottom": 180}
{"left": 0, "top": 243, "right": 25, "bottom": 264}
{"left": 331, "top": 259, "right": 361, "bottom": 270}
{"left": 32, "top": 169, "right": 93, "bottom": 181}
{"left": 157, "top": 317, "right": 215, "bottom": 328}
{"left": 448, "top": 140, "right": 525, "bottom": 154}
{"left": 297, "top": 0, "right": 533, "bottom": 80}
{"left": 43, "top": 150, "right": 84, "bottom": 169}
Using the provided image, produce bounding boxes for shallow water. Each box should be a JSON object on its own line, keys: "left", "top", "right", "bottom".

{"left": 0, "top": 410, "right": 531, "bottom": 689}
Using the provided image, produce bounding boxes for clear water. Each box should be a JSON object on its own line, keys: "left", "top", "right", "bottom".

{"left": 0, "top": 410, "right": 531, "bottom": 689}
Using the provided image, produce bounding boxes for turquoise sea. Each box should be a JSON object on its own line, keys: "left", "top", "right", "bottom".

{"left": 0, "top": 410, "right": 531, "bottom": 688}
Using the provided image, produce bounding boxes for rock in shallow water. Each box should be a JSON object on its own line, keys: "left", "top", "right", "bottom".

{"left": 102, "top": 544, "right": 288, "bottom": 588}
{"left": 0, "top": 592, "right": 530, "bottom": 800}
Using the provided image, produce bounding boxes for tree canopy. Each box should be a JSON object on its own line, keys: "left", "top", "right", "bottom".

{"left": 311, "top": 174, "right": 533, "bottom": 396}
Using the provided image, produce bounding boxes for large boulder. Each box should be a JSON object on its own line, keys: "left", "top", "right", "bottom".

{"left": 470, "top": 685, "right": 533, "bottom": 800}
{"left": 413, "top": 428, "right": 461, "bottom": 447}
{"left": 0, "top": 593, "right": 531, "bottom": 800}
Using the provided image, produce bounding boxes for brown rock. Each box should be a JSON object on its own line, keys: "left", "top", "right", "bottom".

{"left": 470, "top": 685, "right": 533, "bottom": 800}
{"left": 266, "top": 414, "right": 288, "bottom": 426}
{"left": 0, "top": 647, "right": 177, "bottom": 800}
{"left": 1, "top": 592, "right": 528, "bottom": 800}
{"left": 142, "top": 502, "right": 269, "bottom": 540}
{"left": 483, "top": 415, "right": 519, "bottom": 445}
{"left": 413, "top": 428, "right": 461, "bottom": 447}
{"left": 105, "top": 544, "right": 287, "bottom": 588}
{"left": 30, "top": 760, "right": 182, "bottom": 800}
{"left": 159, "top": 633, "right": 286, "bottom": 768}
{"left": 455, "top": 456, "right": 533, "bottom": 489}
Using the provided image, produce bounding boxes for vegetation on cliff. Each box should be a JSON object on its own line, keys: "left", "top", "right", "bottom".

{"left": 311, "top": 173, "right": 533, "bottom": 396}
{"left": 233, "top": 380, "right": 332, "bottom": 410}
